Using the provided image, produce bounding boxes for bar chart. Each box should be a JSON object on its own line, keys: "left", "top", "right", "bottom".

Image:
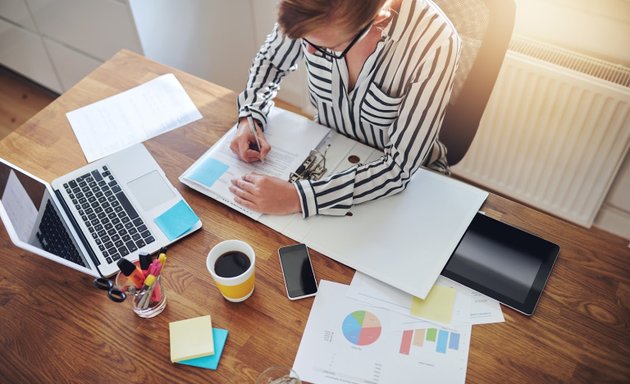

{"left": 399, "top": 328, "right": 461, "bottom": 355}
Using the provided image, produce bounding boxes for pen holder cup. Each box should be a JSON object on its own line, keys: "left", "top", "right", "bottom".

{"left": 256, "top": 366, "right": 301, "bottom": 384}
{"left": 115, "top": 271, "right": 167, "bottom": 318}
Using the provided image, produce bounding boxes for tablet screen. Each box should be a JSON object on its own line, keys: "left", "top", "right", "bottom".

{"left": 441, "top": 213, "right": 560, "bottom": 315}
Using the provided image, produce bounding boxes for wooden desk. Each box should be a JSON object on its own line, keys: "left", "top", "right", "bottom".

{"left": 0, "top": 50, "right": 628, "bottom": 383}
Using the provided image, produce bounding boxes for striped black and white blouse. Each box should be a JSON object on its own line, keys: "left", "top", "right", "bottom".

{"left": 237, "top": 0, "right": 461, "bottom": 218}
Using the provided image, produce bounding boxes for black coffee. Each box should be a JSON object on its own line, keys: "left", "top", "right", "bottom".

{"left": 214, "top": 251, "right": 251, "bottom": 278}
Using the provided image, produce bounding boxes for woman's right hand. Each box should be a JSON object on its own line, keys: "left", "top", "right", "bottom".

{"left": 229, "top": 117, "right": 271, "bottom": 163}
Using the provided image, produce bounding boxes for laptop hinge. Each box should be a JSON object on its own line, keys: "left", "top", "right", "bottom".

{"left": 54, "top": 189, "right": 102, "bottom": 274}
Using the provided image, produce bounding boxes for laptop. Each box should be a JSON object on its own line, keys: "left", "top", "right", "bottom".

{"left": 0, "top": 143, "right": 202, "bottom": 277}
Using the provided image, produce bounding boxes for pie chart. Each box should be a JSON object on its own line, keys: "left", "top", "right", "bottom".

{"left": 342, "top": 310, "right": 382, "bottom": 346}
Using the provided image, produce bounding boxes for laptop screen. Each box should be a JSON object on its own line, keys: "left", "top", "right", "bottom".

{"left": 0, "top": 161, "right": 47, "bottom": 243}
{"left": 0, "top": 160, "right": 84, "bottom": 266}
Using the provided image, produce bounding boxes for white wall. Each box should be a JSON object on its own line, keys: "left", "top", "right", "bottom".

{"left": 513, "top": 0, "right": 630, "bottom": 66}
{"left": 251, "top": 0, "right": 311, "bottom": 111}
{"left": 594, "top": 151, "right": 630, "bottom": 240}
{"left": 129, "top": 0, "right": 257, "bottom": 93}
{"left": 129, "top": 0, "right": 311, "bottom": 110}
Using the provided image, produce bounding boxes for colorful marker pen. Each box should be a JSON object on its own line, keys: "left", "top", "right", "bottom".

{"left": 152, "top": 252, "right": 167, "bottom": 303}
{"left": 158, "top": 253, "right": 167, "bottom": 266}
{"left": 146, "top": 259, "right": 163, "bottom": 303}
{"left": 137, "top": 274, "right": 157, "bottom": 309}
{"left": 148, "top": 259, "right": 162, "bottom": 277}
{"left": 117, "top": 259, "right": 145, "bottom": 289}
{"left": 138, "top": 252, "right": 152, "bottom": 277}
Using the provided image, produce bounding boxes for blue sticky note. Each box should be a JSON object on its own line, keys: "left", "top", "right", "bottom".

{"left": 154, "top": 200, "right": 199, "bottom": 241}
{"left": 177, "top": 328, "right": 229, "bottom": 370}
{"left": 188, "top": 157, "right": 229, "bottom": 187}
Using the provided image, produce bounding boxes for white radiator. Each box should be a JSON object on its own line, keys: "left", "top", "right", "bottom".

{"left": 453, "top": 37, "right": 630, "bottom": 227}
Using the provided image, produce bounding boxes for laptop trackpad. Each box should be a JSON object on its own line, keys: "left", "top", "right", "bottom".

{"left": 127, "top": 171, "right": 175, "bottom": 211}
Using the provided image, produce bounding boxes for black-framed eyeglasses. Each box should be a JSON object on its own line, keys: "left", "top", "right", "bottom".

{"left": 303, "top": 20, "right": 374, "bottom": 60}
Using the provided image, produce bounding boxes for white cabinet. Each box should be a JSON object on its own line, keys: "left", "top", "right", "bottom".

{"left": 1, "top": 0, "right": 307, "bottom": 101}
{"left": 0, "top": 17, "right": 60, "bottom": 91}
{"left": 26, "top": 0, "right": 142, "bottom": 61}
{"left": 43, "top": 37, "right": 102, "bottom": 91}
{"left": 0, "top": 0, "right": 36, "bottom": 30}
{"left": 0, "top": 0, "right": 143, "bottom": 93}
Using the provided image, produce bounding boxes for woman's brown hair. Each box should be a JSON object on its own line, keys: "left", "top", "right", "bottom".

{"left": 278, "top": 0, "right": 389, "bottom": 39}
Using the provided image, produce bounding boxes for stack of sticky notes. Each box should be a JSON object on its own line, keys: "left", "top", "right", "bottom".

{"left": 169, "top": 315, "right": 228, "bottom": 370}
{"left": 154, "top": 200, "right": 200, "bottom": 241}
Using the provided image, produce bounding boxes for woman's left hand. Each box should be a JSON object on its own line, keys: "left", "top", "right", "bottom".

{"left": 229, "top": 172, "right": 302, "bottom": 215}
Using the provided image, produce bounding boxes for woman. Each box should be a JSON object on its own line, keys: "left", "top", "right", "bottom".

{"left": 229, "top": 0, "right": 460, "bottom": 217}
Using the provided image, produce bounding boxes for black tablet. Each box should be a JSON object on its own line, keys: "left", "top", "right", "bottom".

{"left": 441, "top": 213, "right": 560, "bottom": 316}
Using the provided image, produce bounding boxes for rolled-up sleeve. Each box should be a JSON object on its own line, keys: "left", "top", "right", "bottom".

{"left": 237, "top": 23, "right": 303, "bottom": 130}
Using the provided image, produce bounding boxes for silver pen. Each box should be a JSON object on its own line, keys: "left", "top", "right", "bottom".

{"left": 246, "top": 115, "right": 264, "bottom": 163}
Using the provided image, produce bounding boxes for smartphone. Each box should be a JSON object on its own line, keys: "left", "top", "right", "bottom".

{"left": 278, "top": 243, "right": 318, "bottom": 300}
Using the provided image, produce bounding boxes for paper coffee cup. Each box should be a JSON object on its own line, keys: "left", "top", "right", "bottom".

{"left": 206, "top": 240, "right": 256, "bottom": 302}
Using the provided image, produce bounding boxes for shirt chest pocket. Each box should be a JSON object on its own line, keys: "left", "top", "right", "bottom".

{"left": 359, "top": 83, "right": 404, "bottom": 129}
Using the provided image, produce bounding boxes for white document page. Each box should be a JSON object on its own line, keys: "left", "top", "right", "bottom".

{"left": 440, "top": 277, "right": 506, "bottom": 325}
{"left": 1, "top": 171, "right": 38, "bottom": 241}
{"left": 180, "top": 108, "right": 331, "bottom": 220}
{"left": 263, "top": 168, "right": 488, "bottom": 300}
{"left": 347, "top": 272, "right": 504, "bottom": 325}
{"left": 293, "top": 280, "right": 471, "bottom": 384}
{"left": 66, "top": 73, "right": 202, "bottom": 162}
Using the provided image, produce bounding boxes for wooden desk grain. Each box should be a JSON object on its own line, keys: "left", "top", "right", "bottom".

{"left": 0, "top": 50, "right": 628, "bottom": 383}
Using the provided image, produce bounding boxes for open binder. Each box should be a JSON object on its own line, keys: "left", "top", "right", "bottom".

{"left": 180, "top": 108, "right": 488, "bottom": 299}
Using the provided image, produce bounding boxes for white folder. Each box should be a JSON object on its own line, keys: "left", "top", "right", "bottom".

{"left": 181, "top": 108, "right": 488, "bottom": 299}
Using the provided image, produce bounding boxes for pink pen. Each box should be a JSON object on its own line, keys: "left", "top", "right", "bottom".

{"left": 148, "top": 259, "right": 163, "bottom": 302}
{"left": 148, "top": 259, "right": 162, "bottom": 277}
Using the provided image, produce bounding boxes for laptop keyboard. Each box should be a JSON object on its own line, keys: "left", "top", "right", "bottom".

{"left": 63, "top": 166, "right": 155, "bottom": 265}
{"left": 37, "top": 200, "right": 85, "bottom": 266}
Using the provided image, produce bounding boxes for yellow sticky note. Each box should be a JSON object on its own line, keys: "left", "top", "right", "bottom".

{"left": 169, "top": 315, "right": 215, "bottom": 363}
{"left": 410, "top": 285, "right": 457, "bottom": 324}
